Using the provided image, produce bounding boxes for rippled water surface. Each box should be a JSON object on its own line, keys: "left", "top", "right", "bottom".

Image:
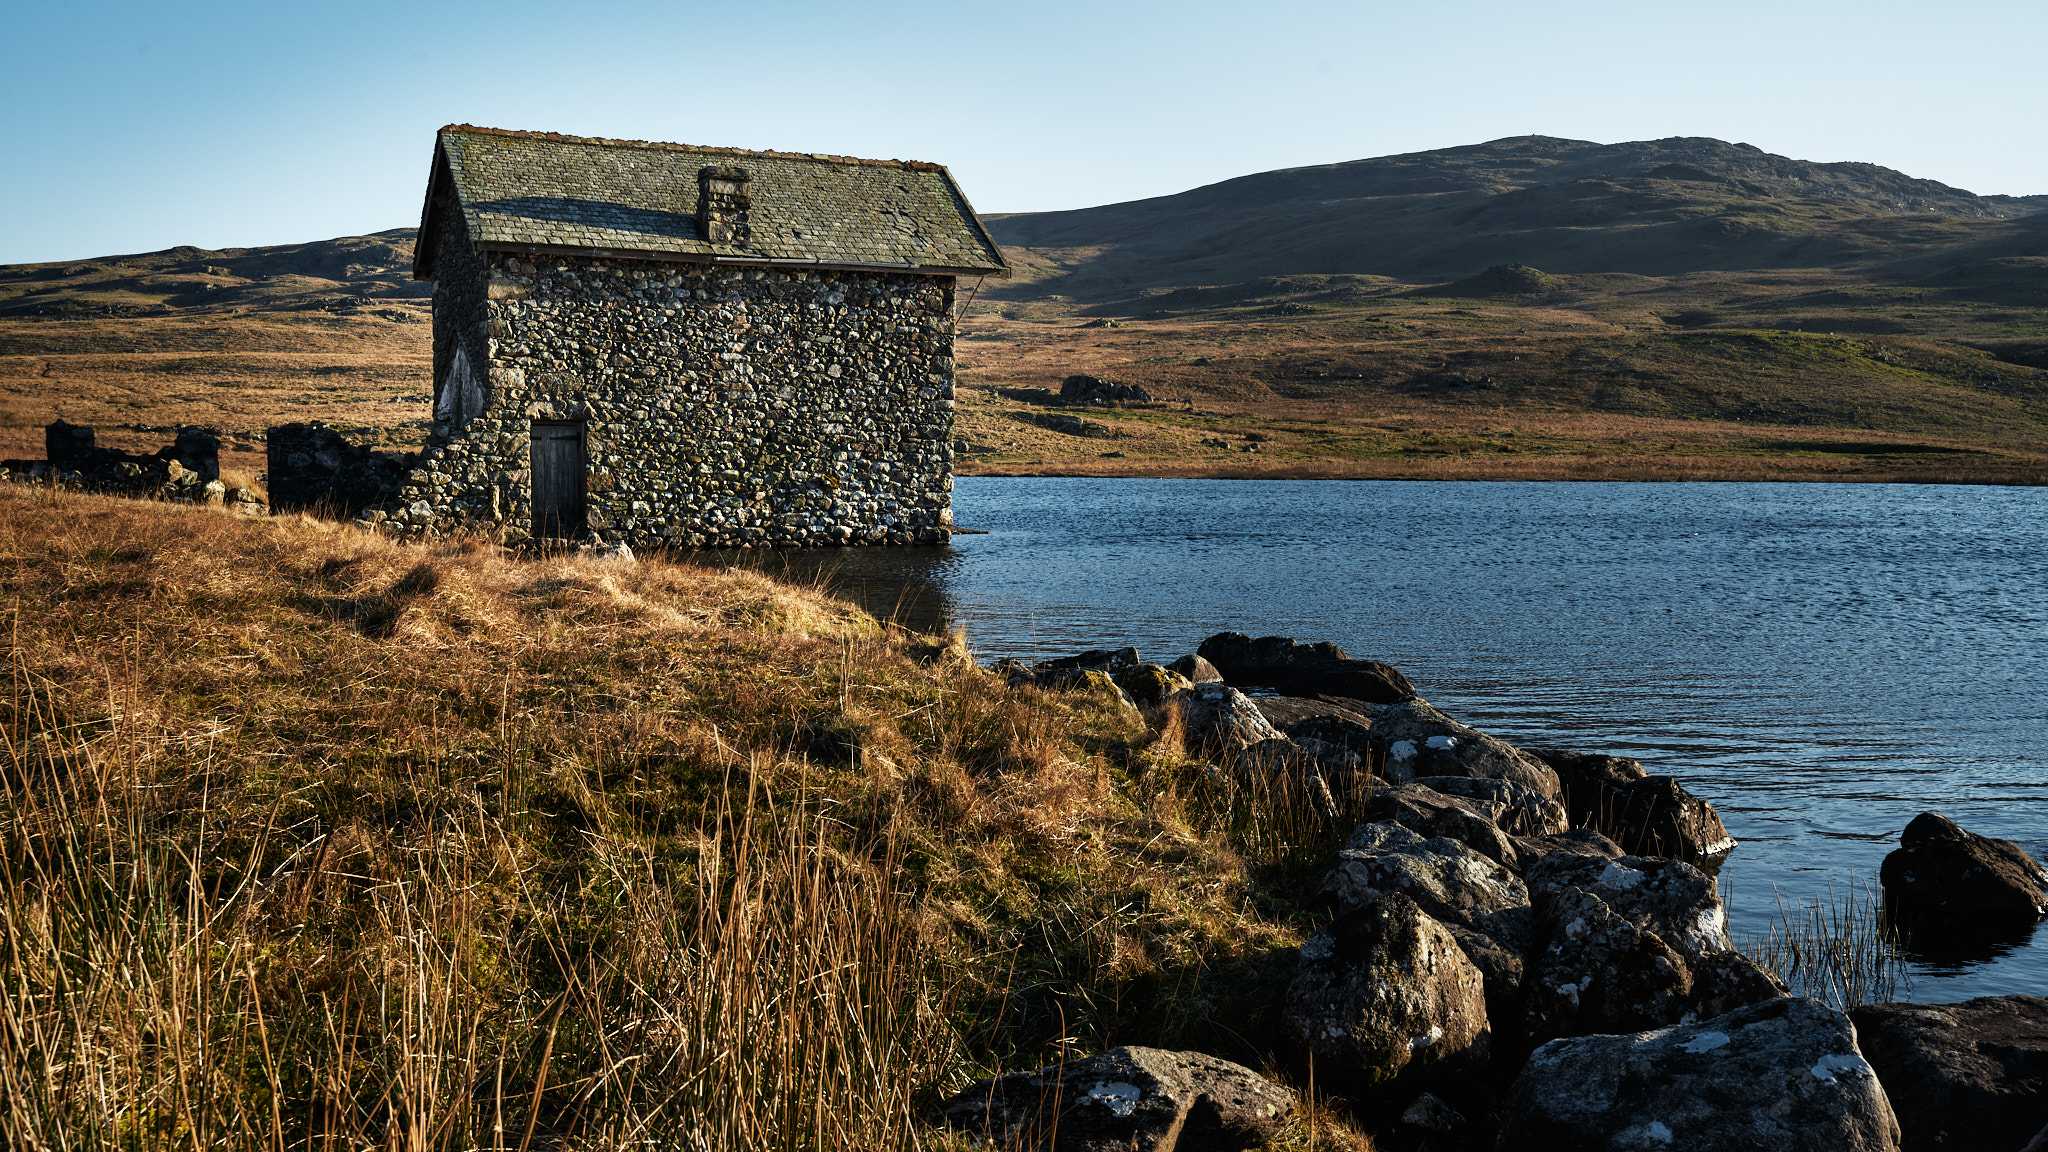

{"left": 756, "top": 478, "right": 2048, "bottom": 999}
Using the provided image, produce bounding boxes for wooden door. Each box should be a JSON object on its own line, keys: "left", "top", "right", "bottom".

{"left": 530, "top": 420, "right": 586, "bottom": 539}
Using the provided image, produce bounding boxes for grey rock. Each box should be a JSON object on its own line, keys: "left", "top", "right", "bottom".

{"left": 1503, "top": 997, "right": 1902, "bottom": 1151}
{"left": 1113, "top": 662, "right": 1194, "bottom": 715}
{"left": 1526, "top": 851, "right": 1729, "bottom": 960}
{"left": 1412, "top": 775, "right": 1570, "bottom": 838}
{"left": 1329, "top": 822, "right": 1531, "bottom": 941}
{"left": 1523, "top": 886, "right": 1694, "bottom": 1043}
{"left": 1529, "top": 746, "right": 1735, "bottom": 865}
{"left": 1366, "top": 783, "right": 1519, "bottom": 870}
{"left": 942, "top": 1045, "right": 1295, "bottom": 1152}
{"left": 1285, "top": 892, "right": 1490, "bottom": 1094}
{"left": 1173, "top": 683, "right": 1283, "bottom": 755}
{"left": 1167, "top": 652, "right": 1223, "bottom": 684}
{"left": 1851, "top": 995, "right": 2048, "bottom": 1152}
{"left": 1687, "top": 949, "right": 1790, "bottom": 1022}
{"left": 1364, "top": 699, "right": 1562, "bottom": 800}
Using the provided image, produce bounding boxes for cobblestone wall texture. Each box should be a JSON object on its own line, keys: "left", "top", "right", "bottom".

{"left": 381, "top": 248, "right": 956, "bottom": 548}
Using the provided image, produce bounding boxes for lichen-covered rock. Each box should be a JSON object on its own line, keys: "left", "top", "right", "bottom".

{"left": 942, "top": 1045, "right": 1295, "bottom": 1152}
{"left": 1503, "top": 997, "right": 1902, "bottom": 1152}
{"left": 1880, "top": 812, "right": 2048, "bottom": 937}
{"left": 1031, "top": 646, "right": 1142, "bottom": 687}
{"left": 1528, "top": 746, "right": 1738, "bottom": 866}
{"left": 1850, "top": 995, "right": 2048, "bottom": 1152}
{"left": 1250, "top": 697, "right": 1375, "bottom": 782}
{"left": 1285, "top": 892, "right": 1489, "bottom": 1094}
{"left": 1515, "top": 827, "right": 1624, "bottom": 868}
{"left": 1111, "top": 661, "right": 1194, "bottom": 714}
{"left": 1412, "top": 775, "right": 1570, "bottom": 838}
{"left": 1687, "top": 949, "right": 1790, "bottom": 1021}
{"left": 1196, "top": 632, "right": 1417, "bottom": 704}
{"left": 1173, "top": 683, "right": 1283, "bottom": 755}
{"left": 1328, "top": 822, "right": 1532, "bottom": 947}
{"left": 1366, "top": 784, "right": 1519, "bottom": 870}
{"left": 1523, "top": 886, "right": 1695, "bottom": 1043}
{"left": 1614, "top": 774, "right": 1738, "bottom": 865}
{"left": 1363, "top": 699, "right": 1562, "bottom": 800}
{"left": 1526, "top": 851, "right": 1729, "bottom": 960}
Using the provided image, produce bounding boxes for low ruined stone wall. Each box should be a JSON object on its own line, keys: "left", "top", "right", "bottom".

{"left": 266, "top": 423, "right": 416, "bottom": 517}
{"left": 377, "top": 255, "right": 955, "bottom": 548}
{"left": 0, "top": 421, "right": 259, "bottom": 511}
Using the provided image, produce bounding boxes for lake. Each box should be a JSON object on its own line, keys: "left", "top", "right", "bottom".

{"left": 740, "top": 477, "right": 2048, "bottom": 1000}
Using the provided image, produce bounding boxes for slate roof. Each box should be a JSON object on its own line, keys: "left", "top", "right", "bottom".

{"left": 416, "top": 125, "right": 1007, "bottom": 278}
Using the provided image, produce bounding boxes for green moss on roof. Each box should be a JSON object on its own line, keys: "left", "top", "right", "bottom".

{"left": 420, "top": 125, "right": 1007, "bottom": 276}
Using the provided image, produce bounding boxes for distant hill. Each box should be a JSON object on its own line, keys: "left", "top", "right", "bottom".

{"left": 0, "top": 135, "right": 2043, "bottom": 485}
{"left": 986, "top": 135, "right": 2048, "bottom": 299}
{"left": 0, "top": 230, "right": 424, "bottom": 319}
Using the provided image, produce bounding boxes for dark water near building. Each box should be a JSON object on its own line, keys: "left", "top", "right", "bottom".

{"left": 738, "top": 477, "right": 2048, "bottom": 1000}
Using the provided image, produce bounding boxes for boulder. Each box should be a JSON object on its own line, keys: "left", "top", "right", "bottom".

{"left": 1328, "top": 822, "right": 1531, "bottom": 947}
{"left": 1363, "top": 699, "right": 1562, "bottom": 800}
{"left": 1525, "top": 851, "right": 1729, "bottom": 960}
{"left": 942, "top": 1045, "right": 1295, "bottom": 1152}
{"left": 1529, "top": 745, "right": 1647, "bottom": 800}
{"left": 1173, "top": 683, "right": 1283, "bottom": 754}
{"left": 1167, "top": 652, "right": 1223, "bottom": 684}
{"left": 1366, "top": 784, "right": 1519, "bottom": 870}
{"left": 1514, "top": 828, "right": 1623, "bottom": 867}
{"left": 1326, "top": 822, "right": 1532, "bottom": 1006}
{"left": 1413, "top": 775, "right": 1569, "bottom": 838}
{"left": 1850, "top": 995, "right": 2048, "bottom": 1152}
{"left": 1112, "top": 662, "right": 1194, "bottom": 714}
{"left": 1397, "top": 1092, "right": 1468, "bottom": 1140}
{"left": 1687, "top": 949, "right": 1791, "bottom": 1021}
{"left": 1255, "top": 696, "right": 1372, "bottom": 751}
{"left": 1529, "top": 746, "right": 1736, "bottom": 865}
{"left": 1503, "top": 997, "right": 1902, "bottom": 1151}
{"left": 1196, "top": 632, "right": 1416, "bottom": 704}
{"left": 1284, "top": 892, "right": 1489, "bottom": 1094}
{"left": 1612, "top": 774, "right": 1738, "bottom": 865}
{"left": 1059, "top": 374, "right": 1152, "bottom": 407}
{"left": 1032, "top": 646, "right": 1143, "bottom": 687}
{"left": 1880, "top": 812, "right": 2048, "bottom": 937}
{"left": 1523, "top": 885, "right": 1695, "bottom": 1043}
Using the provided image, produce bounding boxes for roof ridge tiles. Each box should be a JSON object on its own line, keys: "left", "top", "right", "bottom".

{"left": 437, "top": 124, "right": 948, "bottom": 174}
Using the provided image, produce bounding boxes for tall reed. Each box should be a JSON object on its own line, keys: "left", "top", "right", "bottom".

{"left": 1741, "top": 881, "right": 1910, "bottom": 1012}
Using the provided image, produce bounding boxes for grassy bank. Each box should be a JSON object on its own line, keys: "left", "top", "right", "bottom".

{"left": 0, "top": 487, "right": 1380, "bottom": 1149}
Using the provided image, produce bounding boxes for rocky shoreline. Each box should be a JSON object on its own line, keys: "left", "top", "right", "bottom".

{"left": 956, "top": 635, "right": 2048, "bottom": 1151}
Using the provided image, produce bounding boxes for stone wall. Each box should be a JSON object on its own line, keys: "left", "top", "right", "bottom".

{"left": 378, "top": 253, "right": 956, "bottom": 548}
{"left": 266, "top": 423, "right": 416, "bottom": 516}
{"left": 0, "top": 420, "right": 262, "bottom": 513}
{"left": 428, "top": 177, "right": 490, "bottom": 435}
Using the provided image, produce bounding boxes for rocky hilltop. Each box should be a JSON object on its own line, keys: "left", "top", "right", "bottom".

{"left": 987, "top": 134, "right": 2048, "bottom": 292}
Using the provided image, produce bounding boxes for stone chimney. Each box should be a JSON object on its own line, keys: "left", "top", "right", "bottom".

{"left": 698, "top": 164, "right": 751, "bottom": 246}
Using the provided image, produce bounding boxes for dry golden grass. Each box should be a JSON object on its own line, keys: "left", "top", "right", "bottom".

{"left": 6, "top": 268, "right": 2046, "bottom": 488}
{"left": 0, "top": 487, "right": 1383, "bottom": 1149}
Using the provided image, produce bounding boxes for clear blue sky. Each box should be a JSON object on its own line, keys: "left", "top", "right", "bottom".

{"left": 2, "top": 0, "right": 2042, "bottom": 264}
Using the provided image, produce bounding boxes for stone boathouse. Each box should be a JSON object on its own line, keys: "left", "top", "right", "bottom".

{"left": 389, "top": 124, "right": 1007, "bottom": 547}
